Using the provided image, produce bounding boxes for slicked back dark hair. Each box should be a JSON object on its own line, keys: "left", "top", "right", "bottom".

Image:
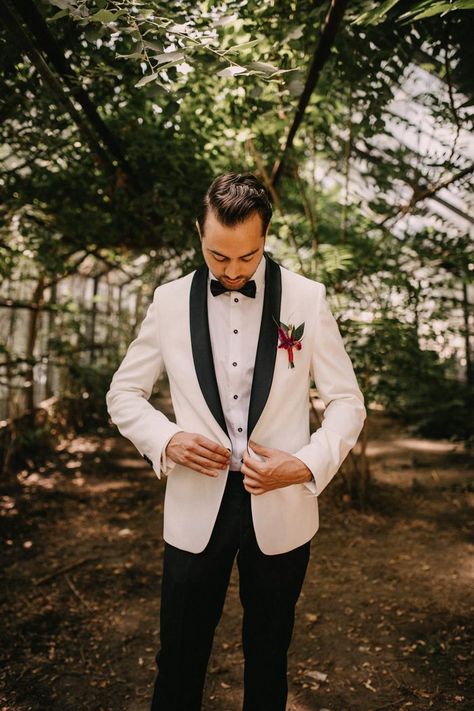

{"left": 196, "top": 172, "right": 273, "bottom": 238}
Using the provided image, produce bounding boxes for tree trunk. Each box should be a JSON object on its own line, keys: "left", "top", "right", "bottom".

{"left": 462, "top": 280, "right": 472, "bottom": 386}
{"left": 24, "top": 275, "right": 45, "bottom": 415}
{"left": 89, "top": 275, "right": 100, "bottom": 366}
{"left": 45, "top": 281, "right": 57, "bottom": 397}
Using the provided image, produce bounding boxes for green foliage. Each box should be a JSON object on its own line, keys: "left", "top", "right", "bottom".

{"left": 58, "top": 362, "right": 113, "bottom": 432}
{"left": 353, "top": 0, "right": 474, "bottom": 26}
{"left": 45, "top": 0, "right": 297, "bottom": 89}
{"left": 353, "top": 316, "right": 473, "bottom": 442}
{"left": 0, "top": 0, "right": 472, "bottom": 449}
{"left": 4, "top": 416, "right": 57, "bottom": 474}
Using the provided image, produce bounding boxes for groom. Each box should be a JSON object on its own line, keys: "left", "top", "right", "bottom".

{"left": 106, "top": 172, "right": 366, "bottom": 710}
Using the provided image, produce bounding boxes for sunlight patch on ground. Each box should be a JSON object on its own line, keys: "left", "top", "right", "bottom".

{"left": 57, "top": 436, "right": 101, "bottom": 454}
{"left": 372, "top": 466, "right": 470, "bottom": 488}
{"left": 367, "top": 437, "right": 464, "bottom": 457}
{"left": 114, "top": 457, "right": 149, "bottom": 469}
{"left": 84, "top": 480, "right": 133, "bottom": 493}
{"left": 18, "top": 470, "right": 65, "bottom": 489}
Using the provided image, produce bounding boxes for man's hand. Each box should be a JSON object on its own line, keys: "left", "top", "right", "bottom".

{"left": 165, "top": 432, "right": 231, "bottom": 477}
{"left": 241, "top": 440, "right": 313, "bottom": 495}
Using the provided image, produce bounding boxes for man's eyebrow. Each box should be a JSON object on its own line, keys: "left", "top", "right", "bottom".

{"left": 208, "top": 248, "right": 260, "bottom": 258}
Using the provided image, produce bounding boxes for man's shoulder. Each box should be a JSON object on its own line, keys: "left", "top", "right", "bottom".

{"left": 278, "top": 261, "right": 325, "bottom": 294}
{"left": 153, "top": 267, "right": 197, "bottom": 300}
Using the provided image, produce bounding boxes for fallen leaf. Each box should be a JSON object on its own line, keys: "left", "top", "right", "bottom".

{"left": 305, "top": 670, "right": 328, "bottom": 682}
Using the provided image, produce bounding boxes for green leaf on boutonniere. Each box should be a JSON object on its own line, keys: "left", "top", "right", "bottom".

{"left": 293, "top": 323, "right": 304, "bottom": 340}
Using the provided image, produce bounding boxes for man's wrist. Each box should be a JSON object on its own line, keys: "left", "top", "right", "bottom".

{"left": 294, "top": 459, "right": 314, "bottom": 484}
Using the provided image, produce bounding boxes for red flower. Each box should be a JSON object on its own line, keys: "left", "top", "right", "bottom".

{"left": 274, "top": 318, "right": 305, "bottom": 369}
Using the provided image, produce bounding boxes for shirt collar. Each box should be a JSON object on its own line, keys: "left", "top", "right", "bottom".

{"left": 207, "top": 251, "right": 267, "bottom": 295}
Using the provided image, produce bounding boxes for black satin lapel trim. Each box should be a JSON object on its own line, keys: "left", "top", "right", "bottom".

{"left": 190, "top": 264, "right": 230, "bottom": 440}
{"left": 247, "top": 252, "right": 282, "bottom": 437}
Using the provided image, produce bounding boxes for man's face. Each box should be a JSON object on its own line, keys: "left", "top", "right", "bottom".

{"left": 197, "top": 209, "right": 268, "bottom": 289}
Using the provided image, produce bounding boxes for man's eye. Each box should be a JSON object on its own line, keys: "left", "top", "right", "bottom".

{"left": 213, "top": 255, "right": 253, "bottom": 262}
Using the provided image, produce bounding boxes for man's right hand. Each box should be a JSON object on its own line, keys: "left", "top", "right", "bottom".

{"left": 165, "top": 432, "right": 231, "bottom": 477}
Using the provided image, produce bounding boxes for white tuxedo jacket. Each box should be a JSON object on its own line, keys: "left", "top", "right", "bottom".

{"left": 106, "top": 252, "right": 367, "bottom": 555}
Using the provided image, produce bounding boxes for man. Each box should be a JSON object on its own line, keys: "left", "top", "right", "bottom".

{"left": 105, "top": 172, "right": 366, "bottom": 710}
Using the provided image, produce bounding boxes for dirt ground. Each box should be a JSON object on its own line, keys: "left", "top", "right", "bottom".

{"left": 1, "top": 408, "right": 473, "bottom": 711}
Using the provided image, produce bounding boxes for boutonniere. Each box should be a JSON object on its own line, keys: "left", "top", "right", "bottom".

{"left": 272, "top": 316, "right": 305, "bottom": 369}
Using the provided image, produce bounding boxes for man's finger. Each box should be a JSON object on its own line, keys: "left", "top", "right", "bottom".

{"left": 243, "top": 453, "right": 264, "bottom": 474}
{"left": 243, "top": 476, "right": 262, "bottom": 488}
{"left": 243, "top": 480, "right": 265, "bottom": 495}
{"left": 241, "top": 464, "right": 262, "bottom": 483}
{"left": 244, "top": 474, "right": 263, "bottom": 489}
{"left": 248, "top": 440, "right": 270, "bottom": 456}
{"left": 194, "top": 443, "right": 229, "bottom": 466}
{"left": 199, "top": 436, "right": 231, "bottom": 458}
{"left": 190, "top": 452, "right": 229, "bottom": 470}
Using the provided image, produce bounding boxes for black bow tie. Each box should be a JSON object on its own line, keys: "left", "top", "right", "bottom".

{"left": 210, "top": 279, "right": 256, "bottom": 298}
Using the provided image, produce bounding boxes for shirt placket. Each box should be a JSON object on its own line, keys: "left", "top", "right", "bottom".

{"left": 229, "top": 292, "right": 245, "bottom": 468}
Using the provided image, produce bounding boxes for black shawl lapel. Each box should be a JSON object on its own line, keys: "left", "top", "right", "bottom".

{"left": 189, "top": 261, "right": 229, "bottom": 439}
{"left": 189, "top": 251, "right": 282, "bottom": 443}
{"left": 247, "top": 251, "right": 282, "bottom": 437}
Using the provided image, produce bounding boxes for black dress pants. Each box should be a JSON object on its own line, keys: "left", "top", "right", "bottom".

{"left": 150, "top": 470, "right": 311, "bottom": 711}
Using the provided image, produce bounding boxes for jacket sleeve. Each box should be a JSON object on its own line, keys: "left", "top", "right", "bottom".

{"left": 105, "top": 286, "right": 184, "bottom": 480}
{"left": 293, "top": 283, "right": 367, "bottom": 497}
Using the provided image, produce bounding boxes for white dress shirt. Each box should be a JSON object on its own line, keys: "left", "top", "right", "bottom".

{"left": 160, "top": 253, "right": 318, "bottom": 494}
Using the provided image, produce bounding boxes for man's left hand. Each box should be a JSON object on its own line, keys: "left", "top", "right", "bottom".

{"left": 241, "top": 440, "right": 313, "bottom": 495}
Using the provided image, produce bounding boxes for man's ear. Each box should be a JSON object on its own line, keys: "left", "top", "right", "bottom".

{"left": 195, "top": 219, "right": 202, "bottom": 239}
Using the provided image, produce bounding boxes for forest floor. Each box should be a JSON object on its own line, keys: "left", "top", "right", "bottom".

{"left": 1, "top": 404, "right": 473, "bottom": 711}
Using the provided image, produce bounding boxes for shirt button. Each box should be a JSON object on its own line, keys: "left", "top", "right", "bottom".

{"left": 238, "top": 427, "right": 243, "bottom": 432}
{"left": 233, "top": 329, "right": 238, "bottom": 334}
{"left": 232, "top": 362, "right": 237, "bottom": 367}
{"left": 233, "top": 394, "right": 238, "bottom": 399}
{"left": 234, "top": 297, "right": 239, "bottom": 302}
